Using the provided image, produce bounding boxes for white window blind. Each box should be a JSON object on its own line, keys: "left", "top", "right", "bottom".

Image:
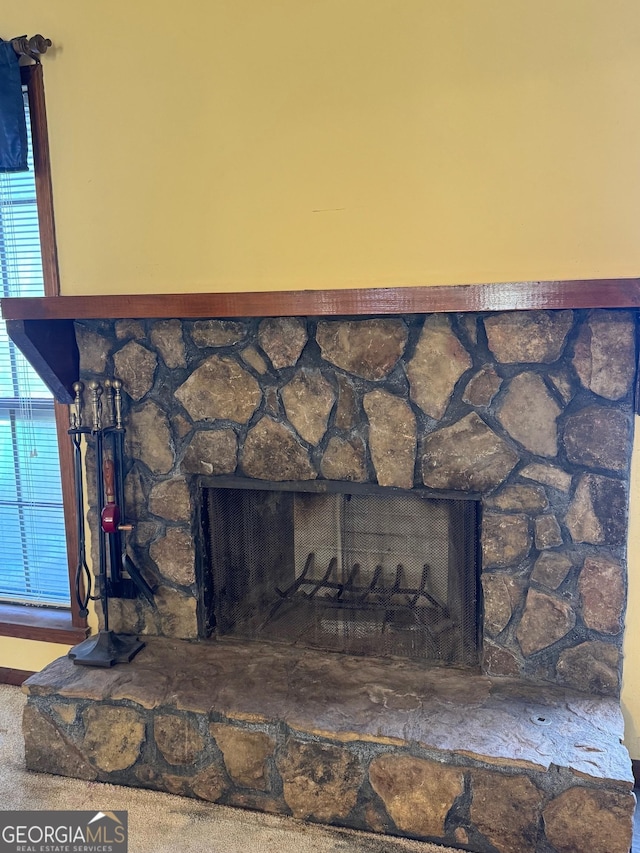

{"left": 0, "top": 91, "right": 70, "bottom": 607}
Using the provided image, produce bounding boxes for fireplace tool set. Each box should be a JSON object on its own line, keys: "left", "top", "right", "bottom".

{"left": 67, "top": 378, "right": 155, "bottom": 667}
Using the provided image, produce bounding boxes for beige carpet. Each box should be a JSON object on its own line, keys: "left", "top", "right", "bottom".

{"left": 0, "top": 684, "right": 456, "bottom": 853}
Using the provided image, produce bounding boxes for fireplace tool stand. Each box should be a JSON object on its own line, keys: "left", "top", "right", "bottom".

{"left": 67, "top": 379, "right": 155, "bottom": 667}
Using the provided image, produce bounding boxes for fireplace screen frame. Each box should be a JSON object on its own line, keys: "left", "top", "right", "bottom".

{"left": 202, "top": 477, "right": 481, "bottom": 667}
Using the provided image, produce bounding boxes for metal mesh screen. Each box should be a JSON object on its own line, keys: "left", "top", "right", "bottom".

{"left": 207, "top": 486, "right": 479, "bottom": 666}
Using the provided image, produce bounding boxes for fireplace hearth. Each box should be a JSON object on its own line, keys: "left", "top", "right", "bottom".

{"left": 21, "top": 305, "right": 638, "bottom": 852}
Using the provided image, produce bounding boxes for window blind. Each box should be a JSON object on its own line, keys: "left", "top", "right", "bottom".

{"left": 0, "top": 91, "right": 70, "bottom": 606}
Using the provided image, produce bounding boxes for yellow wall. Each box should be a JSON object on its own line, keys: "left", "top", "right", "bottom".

{"left": 4, "top": 1, "right": 640, "bottom": 295}
{"left": 0, "top": 606, "right": 99, "bottom": 675}
{"left": 0, "top": 637, "right": 70, "bottom": 674}
{"left": 3, "top": 2, "right": 640, "bottom": 755}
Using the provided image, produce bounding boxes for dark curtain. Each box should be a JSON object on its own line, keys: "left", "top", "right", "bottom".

{"left": 0, "top": 40, "right": 27, "bottom": 172}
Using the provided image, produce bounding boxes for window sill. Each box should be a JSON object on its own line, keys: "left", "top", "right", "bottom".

{"left": 0, "top": 602, "right": 89, "bottom": 645}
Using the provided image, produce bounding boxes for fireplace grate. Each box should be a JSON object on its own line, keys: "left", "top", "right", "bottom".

{"left": 206, "top": 485, "right": 479, "bottom": 666}
{"left": 264, "top": 554, "right": 457, "bottom": 650}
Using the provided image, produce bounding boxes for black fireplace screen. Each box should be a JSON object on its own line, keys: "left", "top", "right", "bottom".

{"left": 207, "top": 484, "right": 479, "bottom": 666}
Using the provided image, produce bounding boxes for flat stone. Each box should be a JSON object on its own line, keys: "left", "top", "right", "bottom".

{"left": 76, "top": 324, "right": 111, "bottom": 374}
{"left": 190, "top": 764, "right": 229, "bottom": 802}
{"left": 51, "top": 702, "right": 78, "bottom": 725}
{"left": 154, "top": 713, "right": 204, "bottom": 765}
{"left": 543, "top": 787, "right": 634, "bottom": 853}
{"left": 210, "top": 724, "right": 275, "bottom": 790}
{"left": 516, "top": 590, "right": 575, "bottom": 656}
{"left": 334, "top": 374, "right": 358, "bottom": 430}
{"left": 127, "top": 402, "right": 175, "bottom": 474}
{"left": 107, "top": 597, "right": 142, "bottom": 635}
{"left": 482, "top": 643, "right": 521, "bottom": 677}
{"left": 181, "top": 429, "right": 237, "bottom": 476}
{"left": 531, "top": 552, "right": 572, "bottom": 590}
{"left": 149, "top": 319, "right": 186, "bottom": 368}
{"left": 369, "top": 755, "right": 464, "bottom": 839}
{"left": 565, "top": 475, "right": 601, "bottom": 544}
{"left": 23, "top": 705, "right": 97, "bottom": 780}
{"left": 482, "top": 573, "right": 516, "bottom": 637}
{"left": 316, "top": 319, "right": 408, "bottom": 380}
{"left": 240, "top": 345, "right": 268, "bottom": 375}
{"left": 406, "top": 315, "right": 472, "bottom": 419}
{"left": 134, "top": 765, "right": 191, "bottom": 795}
{"left": 148, "top": 477, "right": 192, "bottom": 522}
{"left": 149, "top": 527, "right": 195, "bottom": 587}
{"left": 519, "top": 462, "right": 572, "bottom": 492}
{"left": 113, "top": 340, "right": 157, "bottom": 401}
{"left": 320, "top": 436, "right": 367, "bottom": 482}
{"left": 264, "top": 386, "right": 279, "bottom": 416}
{"left": 190, "top": 319, "right": 247, "bottom": 347}
{"left": 565, "top": 473, "right": 628, "bottom": 545}
{"left": 82, "top": 705, "right": 145, "bottom": 772}
{"left": 124, "top": 465, "right": 147, "bottom": 520}
{"left": 363, "top": 803, "right": 392, "bottom": 834}
{"left": 115, "top": 319, "right": 145, "bottom": 340}
{"left": 242, "top": 417, "right": 316, "bottom": 481}
{"left": 154, "top": 586, "right": 198, "bottom": 639}
{"left": 482, "top": 513, "right": 531, "bottom": 568}
{"left": 462, "top": 365, "right": 503, "bottom": 407}
{"left": 281, "top": 369, "right": 336, "bottom": 445}
{"left": 548, "top": 368, "right": 575, "bottom": 404}
{"left": 363, "top": 389, "right": 416, "bottom": 489}
{"left": 556, "top": 641, "right": 620, "bottom": 696}
{"left": 497, "top": 372, "right": 561, "bottom": 457}
{"left": 175, "top": 356, "right": 261, "bottom": 423}
{"left": 534, "top": 514, "right": 563, "bottom": 549}
{"left": 258, "top": 318, "right": 308, "bottom": 368}
{"left": 484, "top": 310, "right": 573, "bottom": 363}
{"left": 579, "top": 555, "right": 625, "bottom": 634}
{"left": 572, "top": 310, "right": 636, "bottom": 401}
{"left": 454, "top": 827, "right": 470, "bottom": 846}
{"left": 563, "top": 406, "right": 631, "bottom": 471}
{"left": 485, "top": 484, "right": 548, "bottom": 512}
{"left": 470, "top": 770, "right": 544, "bottom": 853}
{"left": 422, "top": 412, "right": 519, "bottom": 492}
{"left": 277, "top": 739, "right": 363, "bottom": 821}
{"left": 462, "top": 315, "right": 479, "bottom": 345}
{"left": 172, "top": 413, "right": 192, "bottom": 439}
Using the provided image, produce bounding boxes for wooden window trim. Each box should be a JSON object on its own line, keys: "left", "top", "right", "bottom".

{"left": 0, "top": 666, "right": 35, "bottom": 685}
{"left": 0, "top": 65, "right": 88, "bottom": 643}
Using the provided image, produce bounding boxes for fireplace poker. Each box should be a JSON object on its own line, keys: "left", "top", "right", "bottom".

{"left": 100, "top": 388, "right": 156, "bottom": 608}
{"left": 69, "top": 382, "right": 91, "bottom": 618}
{"left": 92, "top": 380, "right": 110, "bottom": 631}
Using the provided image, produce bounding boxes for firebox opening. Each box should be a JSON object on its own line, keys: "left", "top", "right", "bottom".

{"left": 206, "top": 481, "right": 480, "bottom": 667}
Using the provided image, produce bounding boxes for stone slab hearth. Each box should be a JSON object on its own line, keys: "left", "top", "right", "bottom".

{"left": 23, "top": 639, "right": 634, "bottom": 853}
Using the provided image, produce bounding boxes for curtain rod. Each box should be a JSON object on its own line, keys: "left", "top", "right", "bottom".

{"left": 10, "top": 34, "right": 51, "bottom": 63}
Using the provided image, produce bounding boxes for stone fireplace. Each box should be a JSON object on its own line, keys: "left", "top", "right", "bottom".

{"left": 22, "top": 307, "right": 638, "bottom": 853}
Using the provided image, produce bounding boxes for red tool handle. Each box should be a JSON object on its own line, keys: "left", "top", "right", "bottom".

{"left": 101, "top": 458, "right": 120, "bottom": 533}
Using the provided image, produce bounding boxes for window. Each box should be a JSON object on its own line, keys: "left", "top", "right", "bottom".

{"left": 0, "top": 65, "right": 85, "bottom": 643}
{"left": 0, "top": 89, "right": 69, "bottom": 606}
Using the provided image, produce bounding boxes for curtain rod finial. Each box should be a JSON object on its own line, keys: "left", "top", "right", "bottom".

{"left": 11, "top": 35, "right": 52, "bottom": 64}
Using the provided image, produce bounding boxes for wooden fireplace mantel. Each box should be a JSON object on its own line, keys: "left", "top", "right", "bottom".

{"left": 2, "top": 278, "right": 639, "bottom": 403}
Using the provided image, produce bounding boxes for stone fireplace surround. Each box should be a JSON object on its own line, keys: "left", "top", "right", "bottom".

{"left": 22, "top": 306, "right": 638, "bottom": 853}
